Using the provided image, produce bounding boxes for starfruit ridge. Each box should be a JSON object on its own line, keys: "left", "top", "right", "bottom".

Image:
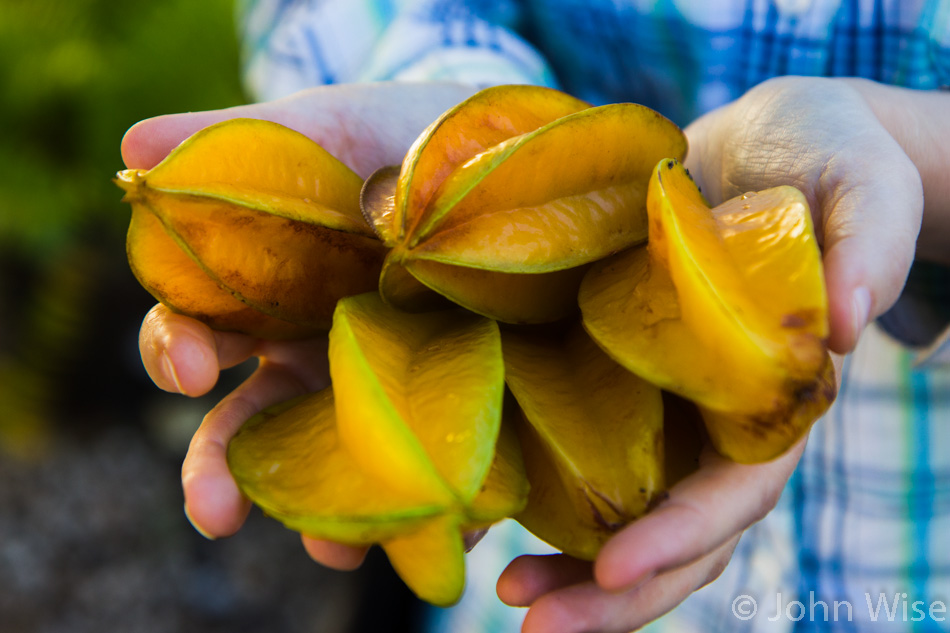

{"left": 502, "top": 323, "right": 665, "bottom": 560}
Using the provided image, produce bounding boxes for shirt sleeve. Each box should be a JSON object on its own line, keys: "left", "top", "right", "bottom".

{"left": 875, "top": 260, "right": 950, "bottom": 367}
{"left": 237, "top": 0, "right": 558, "bottom": 103}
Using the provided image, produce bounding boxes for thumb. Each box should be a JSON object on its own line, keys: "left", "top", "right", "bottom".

{"left": 121, "top": 105, "right": 275, "bottom": 170}
{"left": 819, "top": 139, "right": 922, "bottom": 354}
{"left": 119, "top": 82, "right": 479, "bottom": 175}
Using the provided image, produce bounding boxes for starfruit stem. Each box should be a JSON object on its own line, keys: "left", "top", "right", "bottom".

{"left": 114, "top": 168, "right": 147, "bottom": 201}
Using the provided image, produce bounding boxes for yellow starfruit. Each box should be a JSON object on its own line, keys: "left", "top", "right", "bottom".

{"left": 361, "top": 85, "right": 687, "bottom": 323}
{"left": 115, "top": 84, "right": 842, "bottom": 608}
{"left": 227, "top": 384, "right": 528, "bottom": 607}
{"left": 502, "top": 324, "right": 665, "bottom": 559}
{"left": 580, "top": 159, "right": 836, "bottom": 462}
{"left": 327, "top": 292, "right": 505, "bottom": 505}
{"left": 116, "top": 118, "right": 387, "bottom": 337}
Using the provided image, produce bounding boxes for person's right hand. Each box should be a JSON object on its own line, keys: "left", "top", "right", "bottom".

{"left": 126, "top": 82, "right": 478, "bottom": 569}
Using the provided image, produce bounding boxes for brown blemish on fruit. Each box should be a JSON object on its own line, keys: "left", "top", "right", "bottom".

{"left": 782, "top": 314, "right": 807, "bottom": 328}
{"left": 228, "top": 214, "right": 255, "bottom": 228}
{"left": 781, "top": 308, "right": 820, "bottom": 329}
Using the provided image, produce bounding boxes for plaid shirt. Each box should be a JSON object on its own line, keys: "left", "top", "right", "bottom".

{"left": 238, "top": 1, "right": 950, "bottom": 631}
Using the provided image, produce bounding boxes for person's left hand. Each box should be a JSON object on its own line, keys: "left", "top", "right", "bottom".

{"left": 497, "top": 75, "right": 925, "bottom": 632}
{"left": 498, "top": 437, "right": 806, "bottom": 632}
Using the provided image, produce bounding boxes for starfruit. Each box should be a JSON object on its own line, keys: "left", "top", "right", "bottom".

{"left": 502, "top": 323, "right": 665, "bottom": 559}
{"left": 118, "top": 84, "right": 841, "bottom": 607}
{"left": 227, "top": 292, "right": 528, "bottom": 606}
{"left": 327, "top": 292, "right": 504, "bottom": 506}
{"left": 580, "top": 159, "right": 836, "bottom": 463}
{"left": 116, "top": 118, "right": 387, "bottom": 338}
{"left": 361, "top": 85, "right": 687, "bottom": 323}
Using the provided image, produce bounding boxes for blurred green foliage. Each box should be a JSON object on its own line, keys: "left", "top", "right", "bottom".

{"left": 0, "top": 0, "right": 246, "bottom": 256}
{"left": 0, "top": 0, "right": 247, "bottom": 455}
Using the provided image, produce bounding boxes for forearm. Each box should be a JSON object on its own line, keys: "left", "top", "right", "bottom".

{"left": 845, "top": 79, "right": 950, "bottom": 264}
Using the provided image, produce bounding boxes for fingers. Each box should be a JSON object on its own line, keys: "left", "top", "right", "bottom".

{"left": 506, "top": 539, "right": 738, "bottom": 633}
{"left": 119, "top": 94, "right": 325, "bottom": 169}
{"left": 495, "top": 439, "right": 788, "bottom": 629}
{"left": 118, "top": 95, "right": 347, "bottom": 172}
{"left": 142, "top": 302, "right": 332, "bottom": 540}
{"left": 593, "top": 438, "right": 804, "bottom": 593}
{"left": 498, "top": 554, "right": 593, "bottom": 607}
{"left": 302, "top": 537, "right": 369, "bottom": 571}
{"left": 181, "top": 358, "right": 323, "bottom": 539}
{"left": 139, "top": 304, "right": 257, "bottom": 396}
{"left": 818, "top": 147, "right": 922, "bottom": 353}
{"left": 496, "top": 438, "right": 801, "bottom": 632}
{"left": 120, "top": 82, "right": 480, "bottom": 176}
{"left": 121, "top": 105, "right": 271, "bottom": 169}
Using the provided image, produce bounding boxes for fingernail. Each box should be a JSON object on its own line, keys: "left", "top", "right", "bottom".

{"left": 184, "top": 503, "right": 216, "bottom": 540}
{"left": 162, "top": 350, "right": 187, "bottom": 395}
{"left": 851, "top": 286, "right": 871, "bottom": 341}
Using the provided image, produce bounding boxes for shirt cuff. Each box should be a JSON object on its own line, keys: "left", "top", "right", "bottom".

{"left": 875, "top": 259, "right": 950, "bottom": 366}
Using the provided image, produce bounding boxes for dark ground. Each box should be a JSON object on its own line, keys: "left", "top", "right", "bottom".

{"left": 0, "top": 247, "right": 427, "bottom": 633}
{"left": 0, "top": 3, "right": 430, "bottom": 629}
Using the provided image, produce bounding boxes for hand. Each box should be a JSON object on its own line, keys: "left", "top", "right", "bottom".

{"left": 122, "top": 81, "right": 478, "bottom": 179}
{"left": 684, "top": 75, "right": 927, "bottom": 354}
{"left": 495, "top": 75, "right": 923, "bottom": 632}
{"left": 497, "top": 351, "right": 841, "bottom": 633}
{"left": 127, "top": 82, "right": 477, "bottom": 569}
{"left": 497, "top": 436, "right": 806, "bottom": 632}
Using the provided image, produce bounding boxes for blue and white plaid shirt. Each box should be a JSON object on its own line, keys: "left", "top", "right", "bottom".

{"left": 238, "top": 1, "right": 950, "bottom": 631}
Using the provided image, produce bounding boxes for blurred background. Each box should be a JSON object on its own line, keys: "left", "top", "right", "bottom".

{"left": 0, "top": 1, "right": 426, "bottom": 630}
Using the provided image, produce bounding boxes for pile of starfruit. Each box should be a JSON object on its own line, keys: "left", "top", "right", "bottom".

{"left": 116, "top": 85, "right": 836, "bottom": 606}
